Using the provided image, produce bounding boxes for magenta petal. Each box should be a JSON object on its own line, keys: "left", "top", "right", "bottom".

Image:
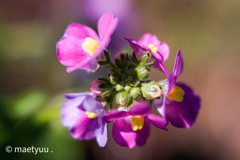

{"left": 173, "top": 50, "right": 183, "bottom": 78}
{"left": 98, "top": 12, "right": 119, "bottom": 48}
{"left": 129, "top": 101, "right": 151, "bottom": 116}
{"left": 136, "top": 118, "right": 151, "bottom": 147}
{"left": 155, "top": 42, "right": 170, "bottom": 61}
{"left": 156, "top": 95, "right": 167, "bottom": 117}
{"left": 166, "top": 83, "right": 201, "bottom": 128}
{"left": 139, "top": 33, "right": 159, "bottom": 44}
{"left": 146, "top": 113, "right": 168, "bottom": 130}
{"left": 104, "top": 109, "right": 129, "bottom": 123}
{"left": 112, "top": 118, "right": 150, "bottom": 148}
{"left": 70, "top": 117, "right": 99, "bottom": 140}
{"left": 65, "top": 23, "right": 100, "bottom": 41}
{"left": 168, "top": 50, "right": 183, "bottom": 93}
{"left": 154, "top": 62, "right": 169, "bottom": 78}
{"left": 125, "top": 37, "right": 143, "bottom": 53}
{"left": 138, "top": 33, "right": 169, "bottom": 62}
{"left": 56, "top": 35, "right": 96, "bottom": 72}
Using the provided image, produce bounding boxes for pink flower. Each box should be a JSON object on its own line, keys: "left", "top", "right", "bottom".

{"left": 125, "top": 33, "right": 169, "bottom": 76}
{"left": 56, "top": 12, "right": 118, "bottom": 73}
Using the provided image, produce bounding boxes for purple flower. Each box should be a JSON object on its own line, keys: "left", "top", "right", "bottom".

{"left": 104, "top": 102, "right": 168, "bottom": 148}
{"left": 125, "top": 33, "right": 169, "bottom": 76}
{"left": 155, "top": 50, "right": 201, "bottom": 128}
{"left": 61, "top": 92, "right": 108, "bottom": 147}
{"left": 56, "top": 12, "right": 118, "bottom": 73}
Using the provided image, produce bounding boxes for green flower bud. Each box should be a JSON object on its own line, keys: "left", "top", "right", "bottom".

{"left": 130, "top": 87, "right": 140, "bottom": 98}
{"left": 116, "top": 84, "right": 124, "bottom": 91}
{"left": 139, "top": 53, "right": 150, "bottom": 66}
{"left": 136, "top": 66, "right": 149, "bottom": 79}
{"left": 109, "top": 72, "right": 119, "bottom": 84}
{"left": 124, "top": 85, "right": 131, "bottom": 92}
{"left": 116, "top": 91, "right": 129, "bottom": 105}
{"left": 141, "top": 81, "right": 161, "bottom": 99}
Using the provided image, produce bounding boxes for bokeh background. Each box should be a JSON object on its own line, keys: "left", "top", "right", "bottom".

{"left": 1, "top": 0, "right": 240, "bottom": 159}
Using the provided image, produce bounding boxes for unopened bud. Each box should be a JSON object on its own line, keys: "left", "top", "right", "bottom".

{"left": 141, "top": 81, "right": 161, "bottom": 99}
{"left": 90, "top": 79, "right": 112, "bottom": 97}
{"left": 116, "top": 84, "right": 124, "bottom": 91}
{"left": 116, "top": 91, "right": 129, "bottom": 105}
{"left": 136, "top": 66, "right": 149, "bottom": 79}
{"left": 124, "top": 85, "right": 131, "bottom": 92}
{"left": 114, "top": 52, "right": 128, "bottom": 68}
{"left": 130, "top": 87, "right": 140, "bottom": 98}
{"left": 109, "top": 72, "right": 119, "bottom": 84}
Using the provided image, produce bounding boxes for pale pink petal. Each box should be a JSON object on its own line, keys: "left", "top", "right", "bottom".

{"left": 65, "top": 23, "right": 100, "bottom": 41}
{"left": 98, "top": 12, "right": 119, "bottom": 48}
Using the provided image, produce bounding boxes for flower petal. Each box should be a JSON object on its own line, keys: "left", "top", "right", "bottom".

{"left": 129, "top": 101, "right": 151, "bottom": 116}
{"left": 168, "top": 50, "right": 183, "bottom": 93}
{"left": 96, "top": 123, "right": 108, "bottom": 147}
{"left": 112, "top": 118, "right": 150, "bottom": 148}
{"left": 146, "top": 113, "right": 168, "bottom": 130}
{"left": 166, "top": 83, "right": 201, "bottom": 128}
{"left": 125, "top": 37, "right": 142, "bottom": 53}
{"left": 70, "top": 117, "right": 99, "bottom": 140}
{"left": 63, "top": 92, "right": 94, "bottom": 99}
{"left": 56, "top": 35, "right": 91, "bottom": 68}
{"left": 61, "top": 96, "right": 86, "bottom": 128}
{"left": 138, "top": 33, "right": 169, "bottom": 62}
{"left": 65, "top": 23, "right": 100, "bottom": 41}
{"left": 98, "top": 12, "right": 119, "bottom": 48}
{"left": 61, "top": 96, "right": 100, "bottom": 140}
{"left": 104, "top": 109, "right": 129, "bottom": 123}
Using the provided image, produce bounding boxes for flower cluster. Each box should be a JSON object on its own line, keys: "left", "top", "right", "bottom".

{"left": 56, "top": 13, "right": 201, "bottom": 148}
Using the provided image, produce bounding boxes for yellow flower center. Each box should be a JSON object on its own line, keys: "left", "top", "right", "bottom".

{"left": 82, "top": 37, "right": 99, "bottom": 57}
{"left": 131, "top": 116, "right": 144, "bottom": 131}
{"left": 167, "top": 86, "right": 185, "bottom": 102}
{"left": 85, "top": 111, "right": 98, "bottom": 119}
{"left": 148, "top": 44, "right": 158, "bottom": 52}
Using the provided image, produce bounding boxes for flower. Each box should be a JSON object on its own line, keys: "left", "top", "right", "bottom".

{"left": 61, "top": 92, "right": 108, "bottom": 147}
{"left": 125, "top": 33, "right": 169, "bottom": 76}
{"left": 104, "top": 101, "right": 168, "bottom": 148}
{"left": 155, "top": 50, "right": 201, "bottom": 128}
{"left": 56, "top": 12, "right": 118, "bottom": 73}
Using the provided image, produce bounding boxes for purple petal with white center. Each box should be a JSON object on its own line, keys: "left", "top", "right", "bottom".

{"left": 129, "top": 101, "right": 151, "bottom": 116}
{"left": 165, "top": 83, "right": 201, "bottom": 128}
{"left": 146, "top": 113, "right": 168, "bottom": 130}
{"left": 104, "top": 109, "right": 129, "bottom": 123}
{"left": 112, "top": 118, "right": 150, "bottom": 149}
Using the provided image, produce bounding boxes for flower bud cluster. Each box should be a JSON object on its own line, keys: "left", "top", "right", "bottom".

{"left": 57, "top": 12, "right": 201, "bottom": 149}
